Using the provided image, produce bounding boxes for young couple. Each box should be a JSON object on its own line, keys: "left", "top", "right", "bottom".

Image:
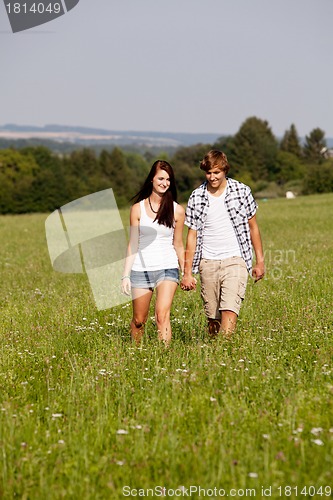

{"left": 121, "top": 150, "right": 265, "bottom": 345}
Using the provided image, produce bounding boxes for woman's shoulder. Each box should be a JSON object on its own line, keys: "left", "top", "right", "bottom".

{"left": 174, "top": 202, "right": 185, "bottom": 217}
{"left": 130, "top": 201, "right": 142, "bottom": 218}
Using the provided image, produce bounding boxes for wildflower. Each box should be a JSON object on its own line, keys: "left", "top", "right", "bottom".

{"left": 116, "top": 429, "right": 128, "bottom": 435}
{"left": 311, "top": 439, "right": 324, "bottom": 446}
{"left": 275, "top": 451, "right": 286, "bottom": 461}
{"left": 248, "top": 472, "right": 258, "bottom": 478}
{"left": 310, "top": 427, "right": 323, "bottom": 436}
{"left": 210, "top": 397, "right": 217, "bottom": 402}
{"left": 52, "top": 413, "right": 63, "bottom": 418}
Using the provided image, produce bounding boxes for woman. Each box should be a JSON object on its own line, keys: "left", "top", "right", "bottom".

{"left": 121, "top": 160, "right": 185, "bottom": 345}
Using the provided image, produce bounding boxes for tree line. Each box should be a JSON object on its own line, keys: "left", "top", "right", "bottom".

{"left": 1, "top": 116, "right": 332, "bottom": 214}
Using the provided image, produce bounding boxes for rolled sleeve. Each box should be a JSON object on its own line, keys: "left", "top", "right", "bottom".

{"left": 185, "top": 194, "right": 199, "bottom": 230}
{"left": 245, "top": 187, "right": 257, "bottom": 219}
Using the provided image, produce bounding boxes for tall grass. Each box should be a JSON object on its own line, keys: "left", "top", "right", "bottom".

{"left": 0, "top": 194, "right": 332, "bottom": 499}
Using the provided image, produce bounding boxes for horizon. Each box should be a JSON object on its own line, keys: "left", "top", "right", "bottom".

{"left": 1, "top": 122, "right": 333, "bottom": 145}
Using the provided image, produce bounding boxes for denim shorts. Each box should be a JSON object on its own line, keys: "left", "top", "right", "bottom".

{"left": 130, "top": 268, "right": 179, "bottom": 290}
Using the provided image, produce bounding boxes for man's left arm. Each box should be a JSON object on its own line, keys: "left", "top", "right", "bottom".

{"left": 248, "top": 214, "right": 265, "bottom": 282}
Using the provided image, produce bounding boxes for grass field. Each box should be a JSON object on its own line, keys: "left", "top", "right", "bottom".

{"left": 0, "top": 194, "right": 332, "bottom": 499}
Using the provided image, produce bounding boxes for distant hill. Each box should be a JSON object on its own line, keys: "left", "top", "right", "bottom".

{"left": 0, "top": 123, "right": 222, "bottom": 148}
{"left": 1, "top": 123, "right": 332, "bottom": 151}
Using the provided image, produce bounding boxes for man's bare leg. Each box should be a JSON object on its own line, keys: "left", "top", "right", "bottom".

{"left": 208, "top": 319, "right": 221, "bottom": 339}
{"left": 220, "top": 310, "right": 238, "bottom": 339}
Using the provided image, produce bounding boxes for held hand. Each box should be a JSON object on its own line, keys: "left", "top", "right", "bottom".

{"left": 180, "top": 275, "right": 197, "bottom": 291}
{"left": 252, "top": 262, "right": 265, "bottom": 282}
{"left": 121, "top": 276, "right": 131, "bottom": 296}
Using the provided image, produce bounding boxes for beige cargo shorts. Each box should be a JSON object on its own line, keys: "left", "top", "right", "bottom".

{"left": 199, "top": 256, "right": 248, "bottom": 319}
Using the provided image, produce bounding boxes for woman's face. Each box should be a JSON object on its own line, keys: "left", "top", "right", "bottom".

{"left": 152, "top": 168, "right": 170, "bottom": 195}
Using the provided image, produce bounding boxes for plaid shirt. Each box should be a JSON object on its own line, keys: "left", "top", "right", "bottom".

{"left": 185, "top": 178, "right": 257, "bottom": 274}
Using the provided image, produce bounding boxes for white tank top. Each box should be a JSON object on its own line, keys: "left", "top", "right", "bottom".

{"left": 132, "top": 200, "right": 179, "bottom": 271}
{"left": 202, "top": 189, "right": 241, "bottom": 260}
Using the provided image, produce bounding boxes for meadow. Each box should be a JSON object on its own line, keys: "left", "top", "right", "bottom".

{"left": 0, "top": 194, "right": 332, "bottom": 499}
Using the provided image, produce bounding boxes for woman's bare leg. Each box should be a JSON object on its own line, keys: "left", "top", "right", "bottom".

{"left": 130, "top": 288, "right": 153, "bottom": 344}
{"left": 155, "top": 281, "right": 178, "bottom": 345}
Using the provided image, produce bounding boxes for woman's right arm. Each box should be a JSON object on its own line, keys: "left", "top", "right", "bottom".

{"left": 121, "top": 203, "right": 140, "bottom": 295}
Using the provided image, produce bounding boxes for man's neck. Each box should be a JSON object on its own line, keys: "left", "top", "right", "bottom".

{"left": 207, "top": 178, "right": 227, "bottom": 196}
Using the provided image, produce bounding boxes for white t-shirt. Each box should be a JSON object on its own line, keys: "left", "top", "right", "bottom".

{"left": 132, "top": 200, "right": 179, "bottom": 271}
{"left": 202, "top": 188, "right": 241, "bottom": 260}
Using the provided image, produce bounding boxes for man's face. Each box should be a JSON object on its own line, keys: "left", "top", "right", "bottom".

{"left": 205, "top": 167, "right": 226, "bottom": 189}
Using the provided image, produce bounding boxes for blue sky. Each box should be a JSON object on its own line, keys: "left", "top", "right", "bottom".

{"left": 1, "top": 0, "right": 333, "bottom": 138}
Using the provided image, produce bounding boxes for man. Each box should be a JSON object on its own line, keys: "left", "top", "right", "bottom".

{"left": 181, "top": 150, "right": 265, "bottom": 339}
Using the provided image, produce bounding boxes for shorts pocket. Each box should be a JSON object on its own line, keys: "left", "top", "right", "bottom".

{"left": 236, "top": 279, "right": 247, "bottom": 304}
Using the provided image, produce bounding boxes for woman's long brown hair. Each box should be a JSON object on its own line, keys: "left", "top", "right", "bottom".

{"left": 131, "top": 160, "right": 177, "bottom": 228}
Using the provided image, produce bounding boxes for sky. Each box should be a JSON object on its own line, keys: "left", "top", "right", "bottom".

{"left": 1, "top": 0, "right": 333, "bottom": 138}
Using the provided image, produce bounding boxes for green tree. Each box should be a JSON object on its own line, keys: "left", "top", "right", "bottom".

{"left": 275, "top": 151, "right": 305, "bottom": 185}
{"left": 303, "top": 160, "right": 333, "bottom": 194}
{"left": 0, "top": 149, "right": 39, "bottom": 213}
{"left": 21, "top": 146, "right": 67, "bottom": 211}
{"left": 68, "top": 148, "right": 100, "bottom": 192}
{"left": 99, "top": 148, "right": 135, "bottom": 206}
{"left": 303, "top": 128, "right": 326, "bottom": 164}
{"left": 228, "top": 117, "right": 279, "bottom": 181}
{"left": 280, "top": 124, "right": 302, "bottom": 158}
{"left": 126, "top": 153, "right": 149, "bottom": 190}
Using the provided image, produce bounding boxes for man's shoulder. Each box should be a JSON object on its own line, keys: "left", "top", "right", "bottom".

{"left": 228, "top": 177, "right": 252, "bottom": 194}
{"left": 228, "top": 177, "right": 249, "bottom": 188}
{"left": 190, "top": 182, "right": 207, "bottom": 197}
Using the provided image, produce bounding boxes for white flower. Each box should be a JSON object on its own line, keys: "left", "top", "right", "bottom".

{"left": 210, "top": 397, "right": 217, "bottom": 402}
{"left": 310, "top": 427, "right": 323, "bottom": 436}
{"left": 311, "top": 439, "right": 324, "bottom": 446}
{"left": 116, "top": 429, "right": 128, "bottom": 435}
{"left": 248, "top": 472, "right": 258, "bottom": 478}
{"left": 52, "top": 413, "right": 63, "bottom": 418}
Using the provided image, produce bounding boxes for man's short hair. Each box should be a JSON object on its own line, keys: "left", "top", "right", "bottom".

{"left": 200, "top": 150, "right": 230, "bottom": 175}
